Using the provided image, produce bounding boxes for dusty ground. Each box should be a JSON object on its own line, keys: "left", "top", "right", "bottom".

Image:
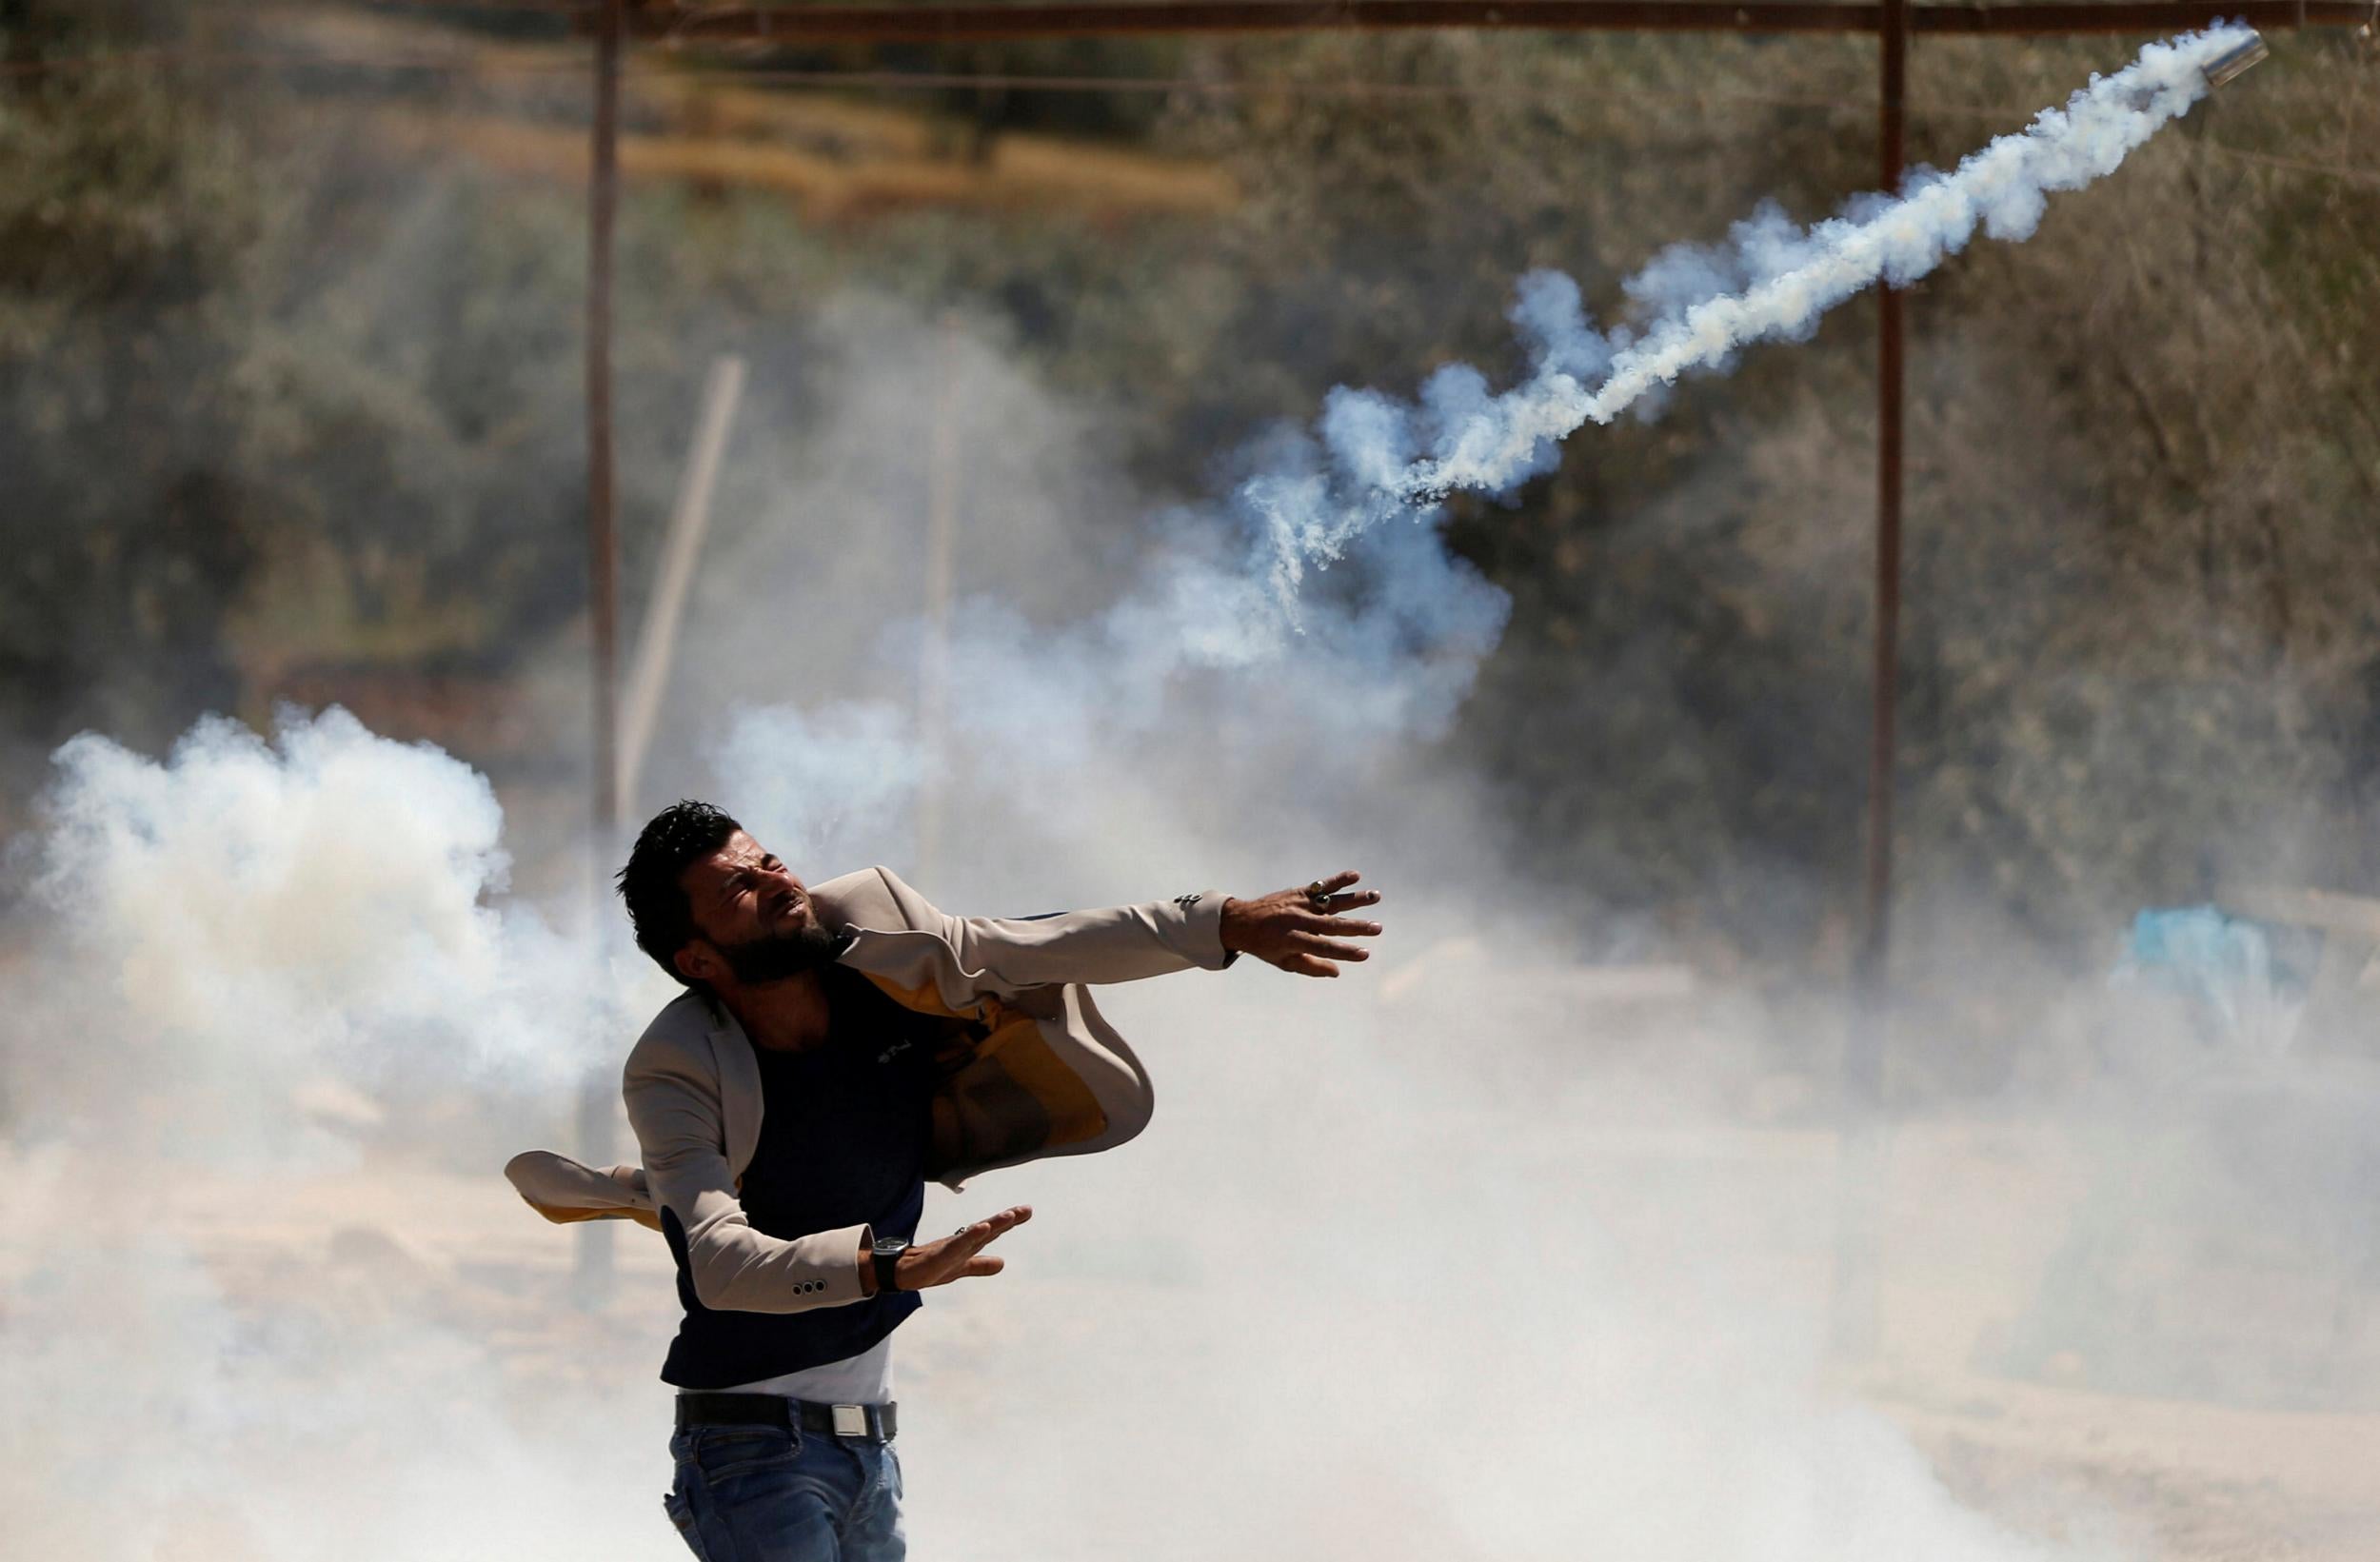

{"left": 1862, "top": 1125, "right": 2380, "bottom": 1562}
{"left": 1876, "top": 1374, "right": 2380, "bottom": 1562}
{"left": 39, "top": 1111, "right": 2356, "bottom": 1562}
{"left": 9, "top": 1099, "right": 2370, "bottom": 1562}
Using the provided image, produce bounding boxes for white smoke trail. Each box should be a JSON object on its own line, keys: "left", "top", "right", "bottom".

{"left": 721, "top": 30, "right": 2245, "bottom": 868}
{"left": 1252, "top": 25, "right": 2253, "bottom": 603}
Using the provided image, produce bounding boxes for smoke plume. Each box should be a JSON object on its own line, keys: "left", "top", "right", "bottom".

{"left": 4, "top": 709, "right": 653, "bottom": 1154}
{"left": 707, "top": 30, "right": 2247, "bottom": 885}
{"left": 1253, "top": 26, "right": 2250, "bottom": 603}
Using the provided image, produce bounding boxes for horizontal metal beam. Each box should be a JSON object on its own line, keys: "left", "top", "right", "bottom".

{"left": 641, "top": 0, "right": 2370, "bottom": 43}
{"left": 1909, "top": 1, "right": 2365, "bottom": 30}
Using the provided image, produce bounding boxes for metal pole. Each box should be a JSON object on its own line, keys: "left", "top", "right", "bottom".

{"left": 1829, "top": 0, "right": 1905, "bottom": 1363}
{"left": 643, "top": 0, "right": 2370, "bottom": 40}
{"left": 1868, "top": 0, "right": 1906, "bottom": 1008}
{"left": 915, "top": 314, "right": 962, "bottom": 889}
{"left": 620, "top": 354, "right": 748, "bottom": 813}
{"left": 575, "top": 0, "right": 625, "bottom": 1311}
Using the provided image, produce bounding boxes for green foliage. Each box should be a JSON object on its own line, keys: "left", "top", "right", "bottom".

{"left": 0, "top": 52, "right": 274, "bottom": 752}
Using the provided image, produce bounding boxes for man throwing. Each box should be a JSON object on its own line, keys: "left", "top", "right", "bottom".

{"left": 506, "top": 800, "right": 1383, "bottom": 1561}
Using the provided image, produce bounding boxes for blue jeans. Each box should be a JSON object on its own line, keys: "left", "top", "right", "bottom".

{"left": 664, "top": 1423, "right": 905, "bottom": 1562}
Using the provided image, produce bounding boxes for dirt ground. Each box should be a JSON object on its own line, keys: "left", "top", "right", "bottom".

{"left": 1874, "top": 1373, "right": 2380, "bottom": 1562}
{"left": 22, "top": 1113, "right": 2374, "bottom": 1560}
{"left": 1860, "top": 1125, "right": 2380, "bottom": 1562}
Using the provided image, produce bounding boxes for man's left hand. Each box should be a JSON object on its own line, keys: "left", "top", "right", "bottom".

{"left": 1219, "top": 871, "right": 1383, "bottom": 979}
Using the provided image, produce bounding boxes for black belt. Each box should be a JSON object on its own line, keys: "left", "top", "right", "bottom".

{"left": 676, "top": 1392, "right": 899, "bottom": 1444}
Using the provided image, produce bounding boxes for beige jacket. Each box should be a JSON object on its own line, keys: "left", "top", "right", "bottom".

{"left": 505, "top": 866, "right": 1232, "bottom": 1314}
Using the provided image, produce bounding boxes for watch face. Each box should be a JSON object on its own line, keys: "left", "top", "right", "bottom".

{"left": 872, "top": 1237, "right": 907, "bottom": 1295}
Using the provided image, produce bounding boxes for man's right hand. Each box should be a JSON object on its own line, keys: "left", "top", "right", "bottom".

{"left": 1219, "top": 871, "right": 1383, "bottom": 977}
{"left": 860, "top": 1205, "right": 1034, "bottom": 1294}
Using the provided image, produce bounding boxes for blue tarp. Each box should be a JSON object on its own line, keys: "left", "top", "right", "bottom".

{"left": 2118, "top": 905, "right": 2304, "bottom": 1044}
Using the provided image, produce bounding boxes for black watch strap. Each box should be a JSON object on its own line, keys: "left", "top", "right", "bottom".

{"left": 871, "top": 1237, "right": 909, "bottom": 1295}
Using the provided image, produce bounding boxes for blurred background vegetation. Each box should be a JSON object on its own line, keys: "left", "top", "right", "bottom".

{"left": 3, "top": 2, "right": 2375, "bottom": 1070}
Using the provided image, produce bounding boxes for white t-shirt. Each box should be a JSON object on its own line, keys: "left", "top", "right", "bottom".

{"left": 703, "top": 1335, "right": 894, "bottom": 1406}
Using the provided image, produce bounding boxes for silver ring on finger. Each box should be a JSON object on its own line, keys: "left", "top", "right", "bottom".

{"left": 1306, "top": 880, "right": 1330, "bottom": 907}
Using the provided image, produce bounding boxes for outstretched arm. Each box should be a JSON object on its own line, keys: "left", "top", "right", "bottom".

{"left": 883, "top": 866, "right": 1384, "bottom": 993}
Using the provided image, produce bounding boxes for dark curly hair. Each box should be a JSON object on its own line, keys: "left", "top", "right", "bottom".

{"left": 617, "top": 800, "right": 743, "bottom": 986}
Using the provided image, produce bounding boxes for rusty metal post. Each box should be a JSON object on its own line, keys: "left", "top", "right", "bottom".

{"left": 586, "top": 1, "right": 624, "bottom": 854}
{"left": 1866, "top": 0, "right": 1907, "bottom": 1019}
{"left": 574, "top": 0, "right": 625, "bottom": 1312}
{"left": 1829, "top": 0, "right": 1906, "bottom": 1362}
{"left": 915, "top": 313, "right": 962, "bottom": 890}
{"left": 648, "top": 0, "right": 2372, "bottom": 41}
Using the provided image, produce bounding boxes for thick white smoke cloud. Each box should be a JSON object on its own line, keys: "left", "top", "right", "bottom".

{"left": 0, "top": 709, "right": 684, "bottom": 1562}
{"left": 6, "top": 707, "right": 656, "bottom": 1155}
{"left": 0, "top": 688, "right": 2107, "bottom": 1562}
{"left": 886, "top": 953, "right": 2120, "bottom": 1562}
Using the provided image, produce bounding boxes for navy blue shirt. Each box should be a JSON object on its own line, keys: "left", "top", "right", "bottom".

{"left": 659, "top": 965, "right": 945, "bottom": 1389}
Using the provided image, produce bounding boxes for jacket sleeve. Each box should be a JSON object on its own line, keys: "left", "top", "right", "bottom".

{"left": 882, "top": 866, "right": 1237, "bottom": 997}
{"left": 502, "top": 1148, "right": 662, "bottom": 1231}
{"left": 623, "top": 1038, "right": 873, "bottom": 1315}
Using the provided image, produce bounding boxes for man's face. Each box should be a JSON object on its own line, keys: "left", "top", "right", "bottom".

{"left": 674, "top": 831, "right": 840, "bottom": 986}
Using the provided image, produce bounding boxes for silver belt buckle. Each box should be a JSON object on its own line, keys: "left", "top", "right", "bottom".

{"left": 830, "top": 1404, "right": 868, "bottom": 1438}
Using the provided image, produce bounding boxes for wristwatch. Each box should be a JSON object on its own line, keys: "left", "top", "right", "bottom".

{"left": 871, "top": 1236, "right": 910, "bottom": 1295}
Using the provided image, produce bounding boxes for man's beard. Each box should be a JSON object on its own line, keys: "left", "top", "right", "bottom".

{"left": 717, "top": 922, "right": 847, "bottom": 985}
